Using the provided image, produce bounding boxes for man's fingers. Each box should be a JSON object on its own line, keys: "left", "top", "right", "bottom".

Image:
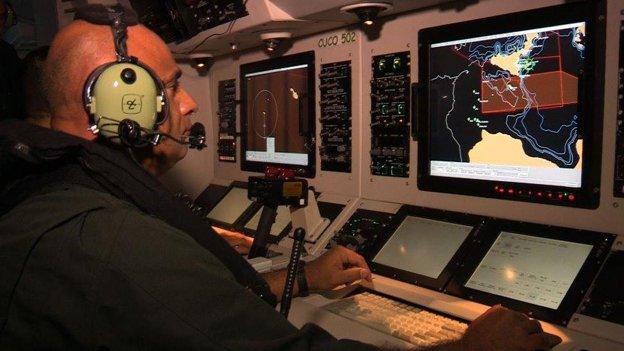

{"left": 234, "top": 244, "right": 249, "bottom": 254}
{"left": 522, "top": 319, "right": 543, "bottom": 334}
{"left": 545, "top": 333, "right": 563, "bottom": 347}
{"left": 336, "top": 267, "right": 368, "bottom": 285}
{"left": 510, "top": 309, "right": 529, "bottom": 322}
{"left": 338, "top": 246, "right": 370, "bottom": 270}
{"left": 526, "top": 332, "right": 562, "bottom": 350}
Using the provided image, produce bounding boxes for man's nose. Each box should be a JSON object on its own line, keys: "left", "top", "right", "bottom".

{"left": 179, "top": 88, "right": 198, "bottom": 117}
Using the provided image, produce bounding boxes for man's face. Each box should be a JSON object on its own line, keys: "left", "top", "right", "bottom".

{"left": 137, "top": 34, "right": 198, "bottom": 169}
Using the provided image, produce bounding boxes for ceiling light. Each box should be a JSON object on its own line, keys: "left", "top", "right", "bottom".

{"left": 260, "top": 32, "right": 292, "bottom": 53}
{"left": 340, "top": 2, "right": 393, "bottom": 27}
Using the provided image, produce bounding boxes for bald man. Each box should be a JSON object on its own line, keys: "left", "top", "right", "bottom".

{"left": 0, "top": 5, "right": 561, "bottom": 351}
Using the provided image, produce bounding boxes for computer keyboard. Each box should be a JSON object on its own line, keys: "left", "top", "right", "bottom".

{"left": 323, "top": 291, "right": 468, "bottom": 347}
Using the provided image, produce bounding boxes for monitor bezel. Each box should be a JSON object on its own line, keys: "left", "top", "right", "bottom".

{"left": 240, "top": 51, "right": 316, "bottom": 178}
{"left": 416, "top": 1, "right": 605, "bottom": 208}
{"left": 445, "top": 219, "right": 615, "bottom": 325}
{"left": 205, "top": 181, "right": 260, "bottom": 230}
{"left": 368, "top": 205, "right": 484, "bottom": 292}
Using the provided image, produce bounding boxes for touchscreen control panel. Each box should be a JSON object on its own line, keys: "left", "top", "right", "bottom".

{"left": 464, "top": 232, "right": 593, "bottom": 310}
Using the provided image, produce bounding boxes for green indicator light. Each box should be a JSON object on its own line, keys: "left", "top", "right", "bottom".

{"left": 397, "top": 103, "right": 405, "bottom": 115}
{"left": 381, "top": 104, "right": 389, "bottom": 115}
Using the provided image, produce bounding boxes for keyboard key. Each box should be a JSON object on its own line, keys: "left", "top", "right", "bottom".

{"left": 323, "top": 292, "right": 468, "bottom": 346}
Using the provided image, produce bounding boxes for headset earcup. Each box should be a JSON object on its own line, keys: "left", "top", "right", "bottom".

{"left": 83, "top": 62, "right": 116, "bottom": 126}
{"left": 84, "top": 61, "right": 166, "bottom": 145}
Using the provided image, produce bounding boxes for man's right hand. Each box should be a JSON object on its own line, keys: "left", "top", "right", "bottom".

{"left": 458, "top": 305, "right": 562, "bottom": 351}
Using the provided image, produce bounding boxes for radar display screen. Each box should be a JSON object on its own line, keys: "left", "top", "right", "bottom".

{"left": 240, "top": 52, "right": 315, "bottom": 176}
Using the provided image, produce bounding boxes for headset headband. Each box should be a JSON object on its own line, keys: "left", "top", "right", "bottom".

{"left": 112, "top": 13, "right": 130, "bottom": 62}
{"left": 76, "top": 5, "right": 132, "bottom": 62}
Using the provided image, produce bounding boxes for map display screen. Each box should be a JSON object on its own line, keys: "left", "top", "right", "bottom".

{"left": 428, "top": 22, "right": 586, "bottom": 188}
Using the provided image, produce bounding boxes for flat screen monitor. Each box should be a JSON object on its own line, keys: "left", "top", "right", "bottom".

{"left": 240, "top": 51, "right": 316, "bottom": 177}
{"left": 464, "top": 231, "right": 592, "bottom": 310}
{"left": 373, "top": 216, "right": 472, "bottom": 280}
{"left": 446, "top": 220, "right": 614, "bottom": 325}
{"left": 206, "top": 186, "right": 254, "bottom": 226}
{"left": 417, "top": 2, "right": 604, "bottom": 208}
{"left": 368, "top": 206, "right": 481, "bottom": 290}
{"left": 245, "top": 205, "right": 292, "bottom": 237}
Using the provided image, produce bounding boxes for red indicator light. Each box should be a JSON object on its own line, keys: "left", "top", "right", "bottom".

{"left": 547, "top": 193, "right": 553, "bottom": 198}
{"left": 537, "top": 192, "right": 543, "bottom": 197}
{"left": 568, "top": 194, "right": 576, "bottom": 201}
{"left": 558, "top": 194, "right": 563, "bottom": 199}
{"left": 508, "top": 189, "right": 514, "bottom": 194}
{"left": 498, "top": 188, "right": 505, "bottom": 193}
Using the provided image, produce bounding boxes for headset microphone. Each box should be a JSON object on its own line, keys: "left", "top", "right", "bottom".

{"left": 184, "top": 122, "right": 207, "bottom": 150}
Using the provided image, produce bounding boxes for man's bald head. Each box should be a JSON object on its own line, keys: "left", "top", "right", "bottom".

{"left": 44, "top": 20, "right": 174, "bottom": 139}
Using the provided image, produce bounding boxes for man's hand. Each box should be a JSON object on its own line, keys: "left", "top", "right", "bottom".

{"left": 305, "top": 246, "right": 372, "bottom": 291}
{"left": 458, "top": 305, "right": 562, "bottom": 351}
{"left": 211, "top": 226, "right": 254, "bottom": 254}
{"left": 262, "top": 245, "right": 372, "bottom": 302}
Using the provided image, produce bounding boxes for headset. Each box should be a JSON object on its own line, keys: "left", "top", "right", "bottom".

{"left": 82, "top": 6, "right": 168, "bottom": 148}
{"left": 82, "top": 6, "right": 205, "bottom": 150}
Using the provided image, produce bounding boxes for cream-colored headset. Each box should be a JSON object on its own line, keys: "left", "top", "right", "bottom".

{"left": 82, "top": 6, "right": 168, "bottom": 147}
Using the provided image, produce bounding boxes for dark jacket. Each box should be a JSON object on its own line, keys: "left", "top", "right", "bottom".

{"left": 0, "top": 120, "right": 377, "bottom": 350}
{"left": 0, "top": 40, "right": 23, "bottom": 120}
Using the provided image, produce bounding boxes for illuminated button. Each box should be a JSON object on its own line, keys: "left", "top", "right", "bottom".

{"left": 568, "top": 193, "right": 576, "bottom": 201}
{"left": 393, "top": 57, "right": 402, "bottom": 70}
{"left": 508, "top": 189, "right": 514, "bottom": 195}
{"left": 381, "top": 104, "right": 389, "bottom": 115}
{"left": 379, "top": 59, "right": 387, "bottom": 71}
{"left": 537, "top": 191, "right": 543, "bottom": 197}
{"left": 397, "top": 103, "right": 405, "bottom": 115}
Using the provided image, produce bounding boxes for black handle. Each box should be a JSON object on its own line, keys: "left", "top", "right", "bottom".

{"left": 247, "top": 205, "right": 277, "bottom": 259}
{"left": 280, "top": 228, "right": 306, "bottom": 318}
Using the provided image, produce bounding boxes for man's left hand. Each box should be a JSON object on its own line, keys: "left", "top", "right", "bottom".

{"left": 212, "top": 226, "right": 254, "bottom": 254}
{"left": 305, "top": 246, "right": 372, "bottom": 291}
